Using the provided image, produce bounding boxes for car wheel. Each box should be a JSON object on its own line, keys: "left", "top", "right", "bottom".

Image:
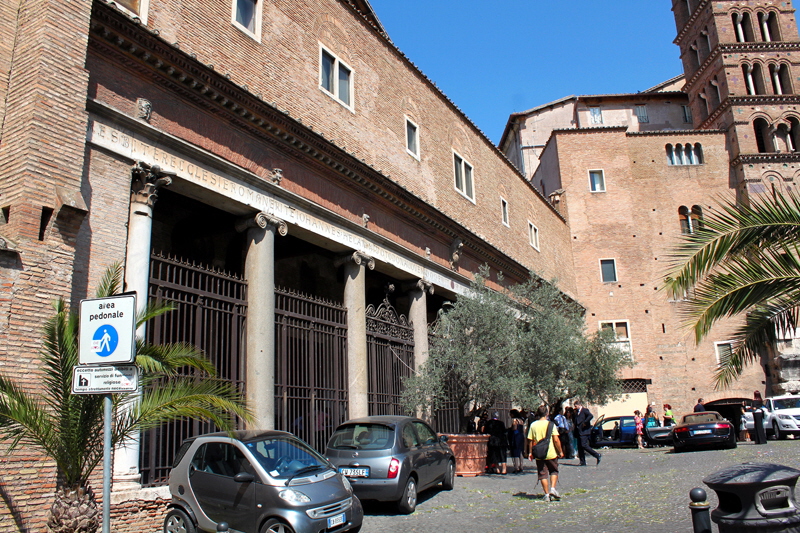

{"left": 441, "top": 459, "right": 455, "bottom": 490}
{"left": 164, "top": 508, "right": 196, "bottom": 533}
{"left": 261, "top": 518, "right": 295, "bottom": 533}
{"left": 672, "top": 444, "right": 682, "bottom": 454}
{"left": 397, "top": 476, "right": 417, "bottom": 514}
{"left": 773, "top": 421, "right": 784, "bottom": 440}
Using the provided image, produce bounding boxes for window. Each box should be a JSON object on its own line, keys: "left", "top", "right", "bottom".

{"left": 600, "top": 259, "right": 617, "bottom": 282}
{"left": 589, "top": 170, "right": 606, "bottom": 192}
{"left": 682, "top": 105, "right": 693, "bottom": 123}
{"left": 589, "top": 107, "right": 603, "bottom": 125}
{"left": 320, "top": 46, "right": 353, "bottom": 109}
{"left": 635, "top": 105, "right": 649, "bottom": 123}
{"left": 600, "top": 320, "right": 632, "bottom": 359}
{"left": 714, "top": 341, "right": 733, "bottom": 364}
{"left": 666, "top": 143, "right": 703, "bottom": 165}
{"left": 679, "top": 205, "right": 704, "bottom": 234}
{"left": 405, "top": 117, "right": 419, "bottom": 158}
{"left": 453, "top": 151, "right": 474, "bottom": 201}
{"left": 232, "top": 0, "right": 261, "bottom": 39}
{"left": 528, "top": 222, "right": 539, "bottom": 250}
{"left": 115, "top": 0, "right": 149, "bottom": 23}
{"left": 500, "top": 198, "right": 509, "bottom": 226}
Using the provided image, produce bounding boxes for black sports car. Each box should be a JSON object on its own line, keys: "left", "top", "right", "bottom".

{"left": 670, "top": 411, "right": 737, "bottom": 453}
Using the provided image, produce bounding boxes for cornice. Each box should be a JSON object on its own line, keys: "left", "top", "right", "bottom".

{"left": 732, "top": 152, "right": 800, "bottom": 166}
{"left": 87, "top": 1, "right": 536, "bottom": 282}
{"left": 627, "top": 129, "right": 724, "bottom": 137}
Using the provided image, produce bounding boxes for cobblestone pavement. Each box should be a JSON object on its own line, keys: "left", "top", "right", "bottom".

{"left": 357, "top": 440, "right": 800, "bottom": 532}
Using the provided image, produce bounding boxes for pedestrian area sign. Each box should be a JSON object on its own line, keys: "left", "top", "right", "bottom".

{"left": 79, "top": 294, "right": 137, "bottom": 365}
{"left": 72, "top": 364, "right": 139, "bottom": 394}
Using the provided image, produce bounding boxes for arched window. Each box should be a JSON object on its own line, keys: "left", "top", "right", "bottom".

{"left": 775, "top": 123, "right": 792, "bottom": 152}
{"left": 754, "top": 118, "right": 772, "bottom": 153}
{"left": 686, "top": 143, "right": 697, "bottom": 164}
{"left": 789, "top": 117, "right": 800, "bottom": 152}
{"left": 679, "top": 206, "right": 704, "bottom": 234}
{"left": 733, "top": 12, "right": 756, "bottom": 42}
{"left": 709, "top": 78, "right": 721, "bottom": 109}
{"left": 666, "top": 143, "right": 703, "bottom": 165}
{"left": 666, "top": 144, "right": 675, "bottom": 165}
{"left": 778, "top": 64, "right": 792, "bottom": 95}
{"left": 699, "top": 29, "right": 711, "bottom": 62}
{"left": 758, "top": 11, "right": 781, "bottom": 41}
{"left": 693, "top": 143, "right": 704, "bottom": 164}
{"left": 675, "top": 144, "right": 686, "bottom": 165}
{"left": 691, "top": 205, "right": 704, "bottom": 230}
{"left": 752, "top": 63, "right": 767, "bottom": 95}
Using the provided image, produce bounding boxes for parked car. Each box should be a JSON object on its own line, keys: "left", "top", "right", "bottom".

{"left": 742, "top": 393, "right": 800, "bottom": 439}
{"left": 590, "top": 415, "right": 673, "bottom": 448}
{"left": 324, "top": 415, "right": 455, "bottom": 514}
{"left": 670, "top": 412, "right": 737, "bottom": 453}
{"left": 164, "top": 430, "right": 363, "bottom": 533}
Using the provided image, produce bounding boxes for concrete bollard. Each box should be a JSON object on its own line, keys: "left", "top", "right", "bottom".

{"left": 690, "top": 487, "right": 712, "bottom": 533}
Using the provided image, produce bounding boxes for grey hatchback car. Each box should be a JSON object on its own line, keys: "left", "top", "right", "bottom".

{"left": 164, "top": 430, "right": 363, "bottom": 533}
{"left": 324, "top": 416, "right": 455, "bottom": 514}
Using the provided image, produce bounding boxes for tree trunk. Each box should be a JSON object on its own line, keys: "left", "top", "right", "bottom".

{"left": 48, "top": 486, "right": 100, "bottom": 533}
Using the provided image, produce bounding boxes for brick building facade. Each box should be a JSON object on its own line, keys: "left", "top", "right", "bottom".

{"left": 0, "top": 0, "right": 574, "bottom": 530}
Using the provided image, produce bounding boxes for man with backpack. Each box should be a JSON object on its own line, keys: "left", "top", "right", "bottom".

{"left": 527, "top": 405, "right": 563, "bottom": 502}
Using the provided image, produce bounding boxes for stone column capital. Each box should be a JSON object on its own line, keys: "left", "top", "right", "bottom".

{"left": 235, "top": 212, "right": 288, "bottom": 236}
{"left": 131, "top": 161, "right": 173, "bottom": 207}
{"left": 335, "top": 251, "right": 375, "bottom": 270}
{"left": 403, "top": 279, "right": 434, "bottom": 295}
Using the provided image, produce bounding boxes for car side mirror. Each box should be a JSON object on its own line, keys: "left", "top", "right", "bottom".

{"left": 233, "top": 472, "right": 255, "bottom": 483}
{"left": 439, "top": 435, "right": 448, "bottom": 443}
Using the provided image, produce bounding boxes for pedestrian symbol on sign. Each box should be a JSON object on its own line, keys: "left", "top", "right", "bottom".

{"left": 91, "top": 325, "right": 119, "bottom": 358}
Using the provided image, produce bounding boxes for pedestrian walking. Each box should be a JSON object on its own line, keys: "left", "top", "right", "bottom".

{"left": 527, "top": 405, "right": 563, "bottom": 502}
{"left": 634, "top": 410, "right": 645, "bottom": 449}
{"left": 483, "top": 412, "right": 507, "bottom": 474}
{"left": 553, "top": 406, "right": 573, "bottom": 459}
{"left": 507, "top": 409, "right": 526, "bottom": 473}
{"left": 573, "top": 399, "right": 601, "bottom": 466}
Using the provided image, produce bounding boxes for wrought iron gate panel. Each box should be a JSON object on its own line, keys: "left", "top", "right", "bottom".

{"left": 366, "top": 297, "right": 414, "bottom": 416}
{"left": 140, "top": 253, "right": 247, "bottom": 486}
{"left": 274, "top": 288, "right": 348, "bottom": 452}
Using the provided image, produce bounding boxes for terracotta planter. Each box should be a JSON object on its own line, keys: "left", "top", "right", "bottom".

{"left": 443, "top": 434, "right": 489, "bottom": 477}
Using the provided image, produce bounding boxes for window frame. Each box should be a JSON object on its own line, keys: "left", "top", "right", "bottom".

{"left": 231, "top": 0, "right": 262, "bottom": 41}
{"left": 588, "top": 169, "right": 606, "bottom": 192}
{"left": 115, "top": 0, "right": 150, "bottom": 24}
{"left": 599, "top": 320, "right": 633, "bottom": 361}
{"left": 599, "top": 258, "right": 617, "bottom": 283}
{"left": 589, "top": 106, "right": 603, "bottom": 125}
{"left": 500, "top": 197, "right": 509, "bottom": 227}
{"left": 319, "top": 44, "right": 355, "bottom": 111}
{"left": 682, "top": 105, "right": 693, "bottom": 123}
{"left": 635, "top": 105, "right": 649, "bottom": 123}
{"left": 452, "top": 150, "right": 475, "bottom": 202}
{"left": 714, "top": 341, "right": 733, "bottom": 365}
{"left": 405, "top": 116, "right": 420, "bottom": 160}
{"left": 528, "top": 221, "right": 540, "bottom": 250}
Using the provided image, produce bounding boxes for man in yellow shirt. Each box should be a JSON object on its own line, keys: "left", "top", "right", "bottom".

{"left": 527, "top": 405, "right": 564, "bottom": 502}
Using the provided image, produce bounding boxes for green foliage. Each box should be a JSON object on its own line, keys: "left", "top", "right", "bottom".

{"left": 0, "top": 264, "right": 251, "bottom": 491}
{"left": 402, "top": 267, "right": 628, "bottom": 432}
{"left": 665, "top": 191, "right": 800, "bottom": 388}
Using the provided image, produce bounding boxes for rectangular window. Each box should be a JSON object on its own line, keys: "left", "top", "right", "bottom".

{"left": 682, "top": 105, "right": 693, "bottom": 123}
{"left": 714, "top": 341, "right": 733, "bottom": 364}
{"left": 600, "top": 259, "right": 617, "bottom": 282}
{"left": 600, "top": 320, "right": 633, "bottom": 359}
{"left": 500, "top": 198, "right": 509, "bottom": 226}
{"left": 589, "top": 170, "right": 606, "bottom": 192}
{"left": 453, "top": 151, "right": 474, "bottom": 201}
{"left": 320, "top": 46, "right": 353, "bottom": 109}
{"left": 232, "top": 0, "right": 260, "bottom": 39}
{"left": 528, "top": 222, "right": 539, "bottom": 250}
{"left": 635, "top": 105, "right": 649, "bottom": 123}
{"left": 590, "top": 106, "right": 603, "bottom": 125}
{"left": 405, "top": 118, "right": 419, "bottom": 158}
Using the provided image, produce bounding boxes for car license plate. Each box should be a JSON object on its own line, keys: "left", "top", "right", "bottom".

{"left": 339, "top": 467, "right": 369, "bottom": 477}
{"left": 692, "top": 429, "right": 712, "bottom": 435}
{"left": 327, "top": 513, "right": 345, "bottom": 528}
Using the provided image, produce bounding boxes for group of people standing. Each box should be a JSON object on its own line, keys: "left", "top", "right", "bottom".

{"left": 478, "top": 400, "right": 603, "bottom": 502}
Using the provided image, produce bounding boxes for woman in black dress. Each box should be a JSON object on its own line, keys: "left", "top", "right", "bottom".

{"left": 483, "top": 411, "right": 508, "bottom": 474}
{"left": 507, "top": 409, "right": 525, "bottom": 473}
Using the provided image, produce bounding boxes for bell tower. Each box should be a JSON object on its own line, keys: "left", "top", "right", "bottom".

{"left": 673, "top": 0, "right": 800, "bottom": 199}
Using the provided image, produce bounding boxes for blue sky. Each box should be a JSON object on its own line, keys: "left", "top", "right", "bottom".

{"left": 367, "top": 1, "right": 684, "bottom": 144}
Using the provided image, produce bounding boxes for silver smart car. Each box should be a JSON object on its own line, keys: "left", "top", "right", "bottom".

{"left": 324, "top": 416, "right": 455, "bottom": 514}
{"left": 164, "top": 430, "right": 363, "bottom": 533}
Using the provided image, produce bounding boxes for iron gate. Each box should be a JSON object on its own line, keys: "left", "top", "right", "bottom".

{"left": 274, "top": 287, "right": 349, "bottom": 452}
{"left": 140, "top": 253, "right": 247, "bottom": 486}
{"left": 366, "top": 296, "right": 415, "bottom": 416}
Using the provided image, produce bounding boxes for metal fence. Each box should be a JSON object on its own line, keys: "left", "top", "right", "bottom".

{"left": 274, "top": 287, "right": 349, "bottom": 453}
{"left": 366, "top": 296, "right": 415, "bottom": 416}
{"left": 140, "top": 253, "right": 247, "bottom": 486}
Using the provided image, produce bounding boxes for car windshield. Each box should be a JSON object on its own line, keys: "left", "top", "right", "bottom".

{"left": 773, "top": 398, "right": 800, "bottom": 410}
{"left": 328, "top": 423, "right": 394, "bottom": 450}
{"left": 245, "top": 436, "right": 331, "bottom": 480}
{"left": 682, "top": 413, "right": 722, "bottom": 424}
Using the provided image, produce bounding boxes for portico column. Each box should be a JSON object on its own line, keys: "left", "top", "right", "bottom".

{"left": 237, "top": 212, "right": 287, "bottom": 429}
{"left": 336, "top": 251, "right": 374, "bottom": 419}
{"left": 115, "top": 162, "right": 172, "bottom": 491}
{"left": 406, "top": 280, "right": 433, "bottom": 370}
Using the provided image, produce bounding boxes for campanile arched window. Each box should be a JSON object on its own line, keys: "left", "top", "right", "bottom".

{"left": 679, "top": 205, "right": 704, "bottom": 234}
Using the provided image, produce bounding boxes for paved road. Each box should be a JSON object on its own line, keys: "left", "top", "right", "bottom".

{"left": 357, "top": 440, "right": 800, "bottom": 532}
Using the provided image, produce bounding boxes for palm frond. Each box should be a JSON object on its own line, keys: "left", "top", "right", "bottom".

{"left": 94, "top": 263, "right": 123, "bottom": 298}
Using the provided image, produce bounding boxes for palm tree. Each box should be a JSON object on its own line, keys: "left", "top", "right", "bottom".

{"left": 0, "top": 265, "right": 251, "bottom": 533}
{"left": 665, "top": 190, "right": 800, "bottom": 388}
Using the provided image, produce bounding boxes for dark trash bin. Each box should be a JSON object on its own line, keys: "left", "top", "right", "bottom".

{"left": 703, "top": 462, "right": 800, "bottom": 532}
